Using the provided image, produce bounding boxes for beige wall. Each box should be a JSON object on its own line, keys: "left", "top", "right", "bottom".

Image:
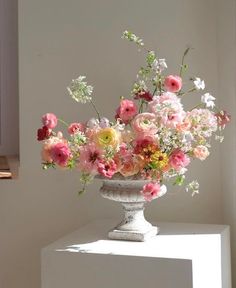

{"left": 0, "top": 0, "right": 232, "bottom": 287}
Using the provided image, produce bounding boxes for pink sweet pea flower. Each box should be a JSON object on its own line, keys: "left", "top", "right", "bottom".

{"left": 140, "top": 182, "right": 161, "bottom": 202}
{"left": 97, "top": 159, "right": 117, "bottom": 178}
{"left": 68, "top": 122, "right": 85, "bottom": 135}
{"left": 131, "top": 113, "right": 158, "bottom": 136}
{"left": 78, "top": 143, "right": 102, "bottom": 173}
{"left": 164, "top": 75, "right": 182, "bottom": 93}
{"left": 169, "top": 149, "right": 190, "bottom": 171}
{"left": 42, "top": 113, "right": 58, "bottom": 129}
{"left": 50, "top": 142, "right": 71, "bottom": 167}
{"left": 115, "top": 99, "right": 138, "bottom": 124}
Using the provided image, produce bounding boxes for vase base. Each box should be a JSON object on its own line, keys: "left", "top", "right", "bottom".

{"left": 108, "top": 226, "right": 159, "bottom": 242}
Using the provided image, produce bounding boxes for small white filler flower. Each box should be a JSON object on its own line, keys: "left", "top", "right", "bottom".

{"left": 194, "top": 77, "right": 205, "bottom": 90}
{"left": 201, "top": 93, "right": 216, "bottom": 108}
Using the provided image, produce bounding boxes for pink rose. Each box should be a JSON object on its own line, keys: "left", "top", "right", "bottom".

{"left": 50, "top": 142, "right": 71, "bottom": 167}
{"left": 140, "top": 182, "right": 161, "bottom": 202}
{"left": 131, "top": 113, "right": 158, "bottom": 135}
{"left": 42, "top": 113, "right": 58, "bottom": 129}
{"left": 164, "top": 75, "right": 182, "bottom": 93}
{"left": 68, "top": 122, "right": 85, "bottom": 135}
{"left": 169, "top": 149, "right": 190, "bottom": 171}
{"left": 115, "top": 99, "right": 138, "bottom": 124}
{"left": 97, "top": 159, "right": 117, "bottom": 178}
{"left": 193, "top": 145, "right": 209, "bottom": 161}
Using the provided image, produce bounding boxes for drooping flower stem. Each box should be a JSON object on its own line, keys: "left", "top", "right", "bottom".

{"left": 90, "top": 100, "right": 101, "bottom": 121}
{"left": 179, "top": 47, "right": 191, "bottom": 77}
{"left": 58, "top": 118, "right": 69, "bottom": 127}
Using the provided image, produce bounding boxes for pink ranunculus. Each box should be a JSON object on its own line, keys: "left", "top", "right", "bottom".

{"left": 50, "top": 142, "right": 71, "bottom": 167}
{"left": 131, "top": 113, "right": 158, "bottom": 135}
{"left": 78, "top": 143, "right": 102, "bottom": 173}
{"left": 115, "top": 99, "right": 138, "bottom": 124}
{"left": 164, "top": 75, "right": 182, "bottom": 93}
{"left": 193, "top": 145, "right": 209, "bottom": 161}
{"left": 169, "top": 149, "right": 190, "bottom": 171}
{"left": 215, "top": 110, "right": 231, "bottom": 127}
{"left": 68, "top": 122, "right": 85, "bottom": 135}
{"left": 42, "top": 113, "right": 58, "bottom": 129}
{"left": 97, "top": 159, "right": 117, "bottom": 178}
{"left": 140, "top": 182, "right": 161, "bottom": 202}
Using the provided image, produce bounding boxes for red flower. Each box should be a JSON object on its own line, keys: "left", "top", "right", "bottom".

{"left": 37, "top": 126, "right": 51, "bottom": 141}
{"left": 134, "top": 90, "right": 153, "bottom": 102}
{"left": 215, "top": 110, "right": 231, "bottom": 127}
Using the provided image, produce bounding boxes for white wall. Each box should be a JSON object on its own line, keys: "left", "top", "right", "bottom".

{"left": 0, "top": 1, "right": 231, "bottom": 288}
{"left": 217, "top": 0, "right": 236, "bottom": 286}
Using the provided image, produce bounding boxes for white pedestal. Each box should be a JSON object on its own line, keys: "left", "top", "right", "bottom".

{"left": 41, "top": 220, "right": 231, "bottom": 288}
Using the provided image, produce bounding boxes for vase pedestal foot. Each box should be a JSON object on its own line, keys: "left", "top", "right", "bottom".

{"left": 108, "top": 225, "right": 159, "bottom": 242}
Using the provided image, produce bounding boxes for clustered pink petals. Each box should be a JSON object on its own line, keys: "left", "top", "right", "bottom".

{"left": 164, "top": 75, "right": 182, "bottom": 93}
{"left": 115, "top": 99, "right": 138, "bottom": 124}
{"left": 169, "top": 149, "right": 190, "bottom": 171}
{"left": 68, "top": 122, "right": 85, "bottom": 135}
{"left": 42, "top": 113, "right": 58, "bottom": 129}
{"left": 50, "top": 142, "right": 71, "bottom": 167}
{"left": 193, "top": 145, "right": 209, "bottom": 161}
{"left": 141, "top": 182, "right": 161, "bottom": 202}
{"left": 97, "top": 159, "right": 117, "bottom": 178}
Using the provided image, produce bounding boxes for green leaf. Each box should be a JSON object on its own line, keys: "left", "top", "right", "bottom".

{"left": 174, "top": 175, "right": 185, "bottom": 186}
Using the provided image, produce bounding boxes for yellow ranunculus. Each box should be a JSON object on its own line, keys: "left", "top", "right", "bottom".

{"left": 95, "top": 128, "right": 120, "bottom": 148}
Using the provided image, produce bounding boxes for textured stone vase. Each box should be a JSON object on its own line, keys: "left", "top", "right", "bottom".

{"left": 99, "top": 176, "right": 167, "bottom": 241}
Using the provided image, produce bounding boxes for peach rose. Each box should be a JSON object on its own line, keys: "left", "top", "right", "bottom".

{"left": 193, "top": 145, "right": 209, "bottom": 161}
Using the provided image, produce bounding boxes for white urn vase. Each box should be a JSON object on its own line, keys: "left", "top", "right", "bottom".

{"left": 99, "top": 176, "right": 167, "bottom": 242}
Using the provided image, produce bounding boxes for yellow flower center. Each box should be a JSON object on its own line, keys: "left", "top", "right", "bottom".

{"left": 150, "top": 151, "right": 168, "bottom": 169}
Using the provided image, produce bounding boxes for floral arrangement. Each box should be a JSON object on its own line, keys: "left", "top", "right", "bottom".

{"left": 37, "top": 31, "right": 230, "bottom": 200}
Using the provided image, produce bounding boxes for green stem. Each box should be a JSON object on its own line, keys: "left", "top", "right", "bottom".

{"left": 179, "top": 47, "right": 191, "bottom": 77}
{"left": 190, "top": 103, "right": 203, "bottom": 111}
{"left": 58, "top": 118, "right": 69, "bottom": 127}
{"left": 90, "top": 100, "right": 101, "bottom": 121}
{"left": 179, "top": 87, "right": 196, "bottom": 96}
{"left": 139, "top": 100, "right": 145, "bottom": 113}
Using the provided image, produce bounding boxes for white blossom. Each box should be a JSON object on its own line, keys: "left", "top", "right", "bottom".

{"left": 99, "top": 117, "right": 110, "bottom": 128}
{"left": 87, "top": 118, "right": 99, "bottom": 129}
{"left": 152, "top": 58, "right": 167, "bottom": 72}
{"left": 201, "top": 93, "right": 215, "bottom": 108}
{"left": 67, "top": 76, "right": 93, "bottom": 103}
{"left": 122, "top": 31, "right": 144, "bottom": 46}
{"left": 194, "top": 77, "right": 205, "bottom": 90}
{"left": 186, "top": 180, "right": 199, "bottom": 196}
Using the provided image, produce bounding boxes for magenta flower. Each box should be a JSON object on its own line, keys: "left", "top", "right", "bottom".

{"left": 164, "top": 75, "right": 182, "bottom": 93}
{"left": 115, "top": 99, "right": 138, "bottom": 124}
{"left": 141, "top": 182, "right": 161, "bottom": 202}
{"left": 42, "top": 113, "right": 58, "bottom": 129}
{"left": 50, "top": 142, "right": 71, "bottom": 167}
{"left": 169, "top": 149, "right": 190, "bottom": 171}
{"left": 97, "top": 159, "right": 117, "bottom": 178}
